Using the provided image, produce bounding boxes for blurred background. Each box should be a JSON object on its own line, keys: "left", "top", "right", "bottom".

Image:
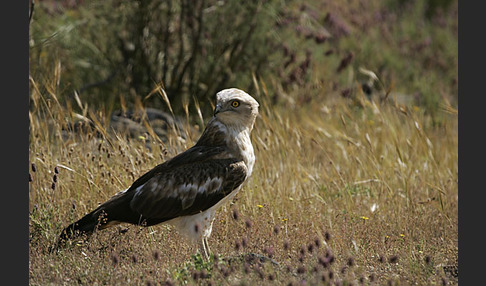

{"left": 28, "top": 0, "right": 457, "bottom": 123}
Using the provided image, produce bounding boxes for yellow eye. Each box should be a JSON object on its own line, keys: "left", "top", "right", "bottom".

{"left": 231, "top": 100, "right": 240, "bottom": 108}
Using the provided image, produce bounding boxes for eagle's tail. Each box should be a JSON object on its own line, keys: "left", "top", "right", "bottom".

{"left": 53, "top": 206, "right": 114, "bottom": 252}
{"left": 59, "top": 211, "right": 100, "bottom": 241}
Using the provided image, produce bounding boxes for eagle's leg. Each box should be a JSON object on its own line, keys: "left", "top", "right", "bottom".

{"left": 199, "top": 238, "right": 210, "bottom": 261}
{"left": 203, "top": 237, "right": 211, "bottom": 259}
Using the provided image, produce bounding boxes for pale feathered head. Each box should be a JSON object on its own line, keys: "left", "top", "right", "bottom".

{"left": 213, "top": 88, "right": 259, "bottom": 129}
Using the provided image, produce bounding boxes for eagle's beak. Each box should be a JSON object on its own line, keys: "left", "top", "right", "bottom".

{"left": 213, "top": 104, "right": 222, "bottom": 116}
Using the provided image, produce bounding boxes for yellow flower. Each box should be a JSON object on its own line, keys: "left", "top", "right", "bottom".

{"left": 281, "top": 218, "right": 288, "bottom": 222}
{"left": 400, "top": 233, "right": 405, "bottom": 238}
{"left": 257, "top": 204, "right": 263, "bottom": 208}
{"left": 360, "top": 216, "right": 369, "bottom": 220}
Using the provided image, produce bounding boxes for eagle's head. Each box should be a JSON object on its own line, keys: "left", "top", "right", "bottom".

{"left": 213, "top": 88, "right": 259, "bottom": 129}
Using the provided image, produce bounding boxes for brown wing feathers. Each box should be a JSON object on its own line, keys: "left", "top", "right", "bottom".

{"left": 58, "top": 147, "right": 247, "bottom": 242}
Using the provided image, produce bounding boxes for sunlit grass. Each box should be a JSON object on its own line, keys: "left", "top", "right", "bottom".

{"left": 29, "top": 72, "right": 457, "bottom": 285}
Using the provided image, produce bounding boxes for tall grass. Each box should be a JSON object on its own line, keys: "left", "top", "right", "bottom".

{"left": 29, "top": 72, "right": 457, "bottom": 285}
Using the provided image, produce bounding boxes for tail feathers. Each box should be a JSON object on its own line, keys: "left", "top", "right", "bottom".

{"left": 57, "top": 208, "right": 111, "bottom": 246}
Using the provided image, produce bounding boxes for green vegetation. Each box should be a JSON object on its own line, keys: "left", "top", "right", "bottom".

{"left": 29, "top": 0, "right": 457, "bottom": 285}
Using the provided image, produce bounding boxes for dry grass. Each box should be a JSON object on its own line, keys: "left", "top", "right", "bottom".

{"left": 29, "top": 76, "right": 457, "bottom": 285}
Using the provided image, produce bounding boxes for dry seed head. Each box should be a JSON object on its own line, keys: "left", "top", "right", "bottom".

{"left": 328, "top": 271, "right": 334, "bottom": 280}
{"left": 241, "top": 237, "right": 248, "bottom": 247}
{"left": 286, "top": 264, "right": 293, "bottom": 273}
{"left": 255, "top": 266, "right": 264, "bottom": 279}
{"left": 321, "top": 273, "right": 327, "bottom": 282}
{"left": 347, "top": 257, "right": 355, "bottom": 267}
{"left": 389, "top": 255, "right": 399, "bottom": 263}
{"left": 273, "top": 225, "right": 280, "bottom": 234}
{"left": 265, "top": 246, "right": 274, "bottom": 258}
{"left": 318, "top": 256, "right": 329, "bottom": 268}
{"left": 111, "top": 252, "right": 119, "bottom": 266}
{"left": 324, "top": 231, "right": 331, "bottom": 241}
{"left": 153, "top": 250, "right": 160, "bottom": 260}
{"left": 283, "top": 240, "right": 290, "bottom": 250}
{"left": 299, "top": 246, "right": 306, "bottom": 255}
{"left": 232, "top": 209, "right": 239, "bottom": 220}
{"left": 268, "top": 273, "right": 275, "bottom": 281}
{"left": 31, "top": 163, "right": 36, "bottom": 173}
{"left": 297, "top": 266, "right": 306, "bottom": 274}
{"left": 244, "top": 263, "right": 250, "bottom": 274}
{"left": 162, "top": 280, "right": 173, "bottom": 286}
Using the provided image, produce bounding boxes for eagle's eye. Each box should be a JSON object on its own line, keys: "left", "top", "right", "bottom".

{"left": 231, "top": 100, "right": 240, "bottom": 108}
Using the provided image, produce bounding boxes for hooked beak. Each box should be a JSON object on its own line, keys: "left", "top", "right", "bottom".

{"left": 213, "top": 104, "right": 222, "bottom": 116}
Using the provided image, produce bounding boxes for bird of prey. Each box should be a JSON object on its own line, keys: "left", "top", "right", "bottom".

{"left": 58, "top": 88, "right": 259, "bottom": 260}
